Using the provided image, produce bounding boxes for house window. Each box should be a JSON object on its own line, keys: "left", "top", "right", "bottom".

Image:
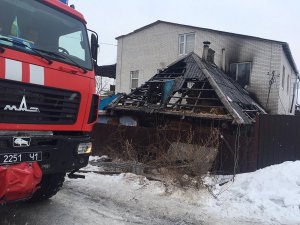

{"left": 229, "top": 62, "right": 251, "bottom": 87}
{"left": 281, "top": 66, "right": 285, "bottom": 89}
{"left": 178, "top": 33, "right": 195, "bottom": 55}
{"left": 287, "top": 74, "right": 290, "bottom": 93}
{"left": 130, "top": 70, "right": 139, "bottom": 89}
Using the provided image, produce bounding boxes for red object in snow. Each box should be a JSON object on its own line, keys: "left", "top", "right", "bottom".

{"left": 0, "top": 162, "right": 42, "bottom": 204}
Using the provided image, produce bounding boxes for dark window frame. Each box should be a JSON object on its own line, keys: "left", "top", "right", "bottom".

{"left": 282, "top": 66, "right": 285, "bottom": 90}
{"left": 229, "top": 62, "right": 252, "bottom": 86}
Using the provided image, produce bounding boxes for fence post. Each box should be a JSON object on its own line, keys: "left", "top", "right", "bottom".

{"left": 249, "top": 114, "right": 260, "bottom": 171}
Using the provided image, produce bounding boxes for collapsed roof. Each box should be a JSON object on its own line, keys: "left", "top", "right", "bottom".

{"left": 108, "top": 52, "right": 266, "bottom": 124}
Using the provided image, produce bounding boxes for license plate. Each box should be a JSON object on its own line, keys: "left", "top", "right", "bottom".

{"left": 0, "top": 152, "right": 42, "bottom": 165}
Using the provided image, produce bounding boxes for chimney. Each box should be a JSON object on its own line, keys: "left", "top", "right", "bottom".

{"left": 202, "top": 41, "right": 210, "bottom": 61}
{"left": 207, "top": 48, "right": 215, "bottom": 63}
{"left": 202, "top": 41, "right": 215, "bottom": 63}
{"left": 221, "top": 48, "right": 226, "bottom": 71}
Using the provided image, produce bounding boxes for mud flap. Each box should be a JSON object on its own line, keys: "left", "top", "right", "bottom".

{"left": 0, "top": 162, "right": 42, "bottom": 204}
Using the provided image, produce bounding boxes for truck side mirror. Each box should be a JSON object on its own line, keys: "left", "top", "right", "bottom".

{"left": 91, "top": 33, "right": 99, "bottom": 63}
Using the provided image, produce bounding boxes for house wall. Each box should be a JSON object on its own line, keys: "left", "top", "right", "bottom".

{"left": 116, "top": 23, "right": 296, "bottom": 114}
{"left": 277, "top": 47, "right": 297, "bottom": 114}
{"left": 116, "top": 23, "right": 195, "bottom": 93}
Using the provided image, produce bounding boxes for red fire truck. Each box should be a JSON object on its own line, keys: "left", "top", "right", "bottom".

{"left": 0, "top": 0, "right": 99, "bottom": 203}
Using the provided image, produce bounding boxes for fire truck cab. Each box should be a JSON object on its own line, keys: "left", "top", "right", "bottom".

{"left": 0, "top": 0, "right": 99, "bottom": 203}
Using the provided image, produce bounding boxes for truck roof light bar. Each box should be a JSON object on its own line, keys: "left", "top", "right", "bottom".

{"left": 59, "top": 0, "right": 69, "bottom": 5}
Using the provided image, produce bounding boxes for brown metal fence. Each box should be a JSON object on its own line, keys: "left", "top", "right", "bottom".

{"left": 256, "top": 114, "right": 300, "bottom": 169}
{"left": 91, "top": 122, "right": 254, "bottom": 174}
{"left": 91, "top": 114, "right": 300, "bottom": 174}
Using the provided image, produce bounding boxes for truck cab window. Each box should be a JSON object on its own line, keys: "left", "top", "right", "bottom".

{"left": 0, "top": 0, "right": 92, "bottom": 70}
{"left": 59, "top": 31, "right": 86, "bottom": 61}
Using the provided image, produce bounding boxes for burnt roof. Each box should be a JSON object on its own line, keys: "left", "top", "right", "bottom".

{"left": 108, "top": 53, "right": 266, "bottom": 124}
{"left": 116, "top": 20, "right": 298, "bottom": 75}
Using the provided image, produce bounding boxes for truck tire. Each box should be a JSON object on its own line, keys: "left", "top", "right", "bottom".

{"left": 28, "top": 173, "right": 66, "bottom": 202}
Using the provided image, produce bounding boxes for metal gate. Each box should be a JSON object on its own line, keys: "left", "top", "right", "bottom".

{"left": 257, "top": 114, "right": 300, "bottom": 168}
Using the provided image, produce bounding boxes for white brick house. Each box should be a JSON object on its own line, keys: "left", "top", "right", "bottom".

{"left": 115, "top": 20, "right": 298, "bottom": 115}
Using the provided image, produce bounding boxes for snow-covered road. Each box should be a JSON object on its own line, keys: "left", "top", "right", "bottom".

{"left": 0, "top": 161, "right": 299, "bottom": 225}
{"left": 0, "top": 173, "right": 255, "bottom": 225}
{"left": 0, "top": 175, "right": 208, "bottom": 225}
{"left": 0, "top": 183, "right": 200, "bottom": 225}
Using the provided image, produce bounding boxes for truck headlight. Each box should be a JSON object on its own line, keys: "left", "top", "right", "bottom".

{"left": 77, "top": 142, "right": 92, "bottom": 154}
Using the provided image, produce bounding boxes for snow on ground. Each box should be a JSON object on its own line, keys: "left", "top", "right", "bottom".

{"left": 204, "top": 161, "right": 300, "bottom": 224}
{"left": 89, "top": 155, "right": 110, "bottom": 162}
{"left": 82, "top": 155, "right": 108, "bottom": 172}
{"left": 71, "top": 160, "right": 300, "bottom": 225}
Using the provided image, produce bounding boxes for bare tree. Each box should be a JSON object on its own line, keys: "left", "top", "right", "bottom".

{"left": 95, "top": 76, "right": 110, "bottom": 95}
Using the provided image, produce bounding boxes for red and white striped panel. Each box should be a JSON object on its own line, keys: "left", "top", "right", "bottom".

{"left": 2, "top": 58, "right": 44, "bottom": 85}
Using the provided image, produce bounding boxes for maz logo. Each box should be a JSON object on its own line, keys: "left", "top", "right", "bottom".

{"left": 4, "top": 96, "right": 40, "bottom": 113}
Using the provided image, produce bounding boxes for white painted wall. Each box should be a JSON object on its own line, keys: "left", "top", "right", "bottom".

{"left": 116, "top": 22, "right": 297, "bottom": 114}
{"left": 278, "top": 46, "right": 297, "bottom": 114}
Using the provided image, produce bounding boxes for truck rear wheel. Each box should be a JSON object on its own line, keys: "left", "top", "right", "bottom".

{"left": 28, "top": 173, "right": 66, "bottom": 202}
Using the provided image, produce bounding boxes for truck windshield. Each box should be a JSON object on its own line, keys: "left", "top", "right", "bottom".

{"left": 0, "top": 0, "right": 92, "bottom": 70}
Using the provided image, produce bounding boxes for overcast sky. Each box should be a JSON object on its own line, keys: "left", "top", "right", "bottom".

{"left": 69, "top": 0, "right": 299, "bottom": 71}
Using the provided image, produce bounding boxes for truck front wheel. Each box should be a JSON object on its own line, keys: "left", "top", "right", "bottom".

{"left": 28, "top": 173, "right": 66, "bottom": 202}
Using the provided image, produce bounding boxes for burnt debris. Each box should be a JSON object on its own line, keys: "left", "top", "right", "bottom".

{"left": 108, "top": 51, "right": 265, "bottom": 125}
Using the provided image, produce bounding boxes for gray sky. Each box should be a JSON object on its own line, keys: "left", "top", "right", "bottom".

{"left": 69, "top": 0, "right": 300, "bottom": 71}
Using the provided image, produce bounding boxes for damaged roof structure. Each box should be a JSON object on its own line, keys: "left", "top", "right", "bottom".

{"left": 108, "top": 43, "right": 266, "bottom": 125}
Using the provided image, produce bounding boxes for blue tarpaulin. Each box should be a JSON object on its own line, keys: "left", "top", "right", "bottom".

{"left": 162, "top": 80, "right": 174, "bottom": 102}
{"left": 99, "top": 94, "right": 122, "bottom": 110}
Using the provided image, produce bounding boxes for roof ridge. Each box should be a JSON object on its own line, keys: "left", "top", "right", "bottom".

{"left": 116, "top": 20, "right": 298, "bottom": 74}
{"left": 191, "top": 54, "right": 245, "bottom": 124}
